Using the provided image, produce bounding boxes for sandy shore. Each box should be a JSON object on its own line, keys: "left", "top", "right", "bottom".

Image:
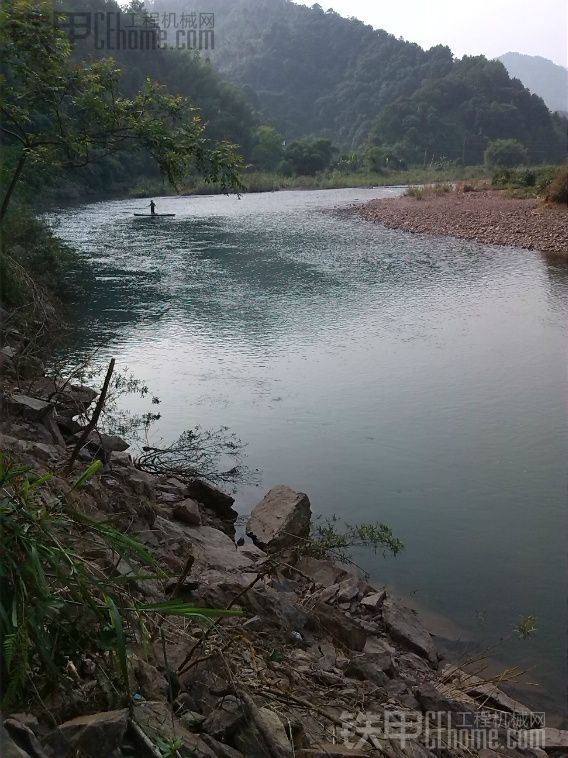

{"left": 356, "top": 190, "right": 568, "bottom": 257}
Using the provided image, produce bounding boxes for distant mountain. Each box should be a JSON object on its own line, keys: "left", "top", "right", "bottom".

{"left": 498, "top": 52, "right": 568, "bottom": 114}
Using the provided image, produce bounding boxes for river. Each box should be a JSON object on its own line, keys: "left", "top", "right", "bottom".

{"left": 51, "top": 187, "right": 567, "bottom": 716}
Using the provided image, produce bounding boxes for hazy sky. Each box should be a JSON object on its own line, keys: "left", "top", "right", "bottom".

{"left": 296, "top": 0, "right": 568, "bottom": 67}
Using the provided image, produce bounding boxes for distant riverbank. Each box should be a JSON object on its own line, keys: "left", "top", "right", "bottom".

{"left": 354, "top": 189, "right": 568, "bottom": 257}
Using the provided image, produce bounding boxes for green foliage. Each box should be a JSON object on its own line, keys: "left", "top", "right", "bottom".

{"left": 515, "top": 615, "right": 538, "bottom": 640}
{"left": 484, "top": 139, "right": 528, "bottom": 168}
{"left": 0, "top": 212, "right": 75, "bottom": 308}
{"left": 251, "top": 126, "right": 284, "bottom": 171}
{"left": 156, "top": 736, "right": 184, "bottom": 757}
{"left": 491, "top": 165, "right": 564, "bottom": 198}
{"left": 546, "top": 166, "right": 568, "bottom": 204}
{"left": 166, "top": 0, "right": 568, "bottom": 164}
{"left": 0, "top": 455, "right": 238, "bottom": 707}
{"left": 281, "top": 138, "right": 336, "bottom": 176}
{"left": 0, "top": 0, "right": 244, "bottom": 221}
{"left": 305, "top": 514, "right": 403, "bottom": 564}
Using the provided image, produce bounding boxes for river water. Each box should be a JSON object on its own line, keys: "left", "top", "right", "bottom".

{"left": 52, "top": 187, "right": 567, "bottom": 715}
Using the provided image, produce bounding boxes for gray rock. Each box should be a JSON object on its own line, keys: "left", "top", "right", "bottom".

{"left": 153, "top": 517, "right": 252, "bottom": 573}
{"left": 234, "top": 706, "right": 293, "bottom": 756}
{"left": 2, "top": 717, "right": 48, "bottom": 758}
{"left": 309, "top": 601, "right": 367, "bottom": 651}
{"left": 383, "top": 599, "right": 438, "bottom": 666}
{"left": 202, "top": 695, "right": 244, "bottom": 740}
{"left": 335, "top": 577, "right": 361, "bottom": 603}
{"left": 344, "top": 655, "right": 389, "bottom": 687}
{"left": 173, "top": 499, "right": 202, "bottom": 526}
{"left": 360, "top": 589, "right": 387, "bottom": 611}
{"left": 186, "top": 479, "right": 235, "bottom": 511}
{"left": 44, "top": 709, "right": 128, "bottom": 758}
{"left": 0, "top": 723, "right": 30, "bottom": 758}
{"left": 179, "top": 711, "right": 206, "bottom": 730}
{"left": 294, "top": 556, "right": 352, "bottom": 587}
{"left": 2, "top": 394, "right": 54, "bottom": 422}
{"left": 236, "top": 542, "right": 267, "bottom": 563}
{"left": 246, "top": 485, "right": 311, "bottom": 553}
{"left": 1, "top": 345, "right": 17, "bottom": 359}
{"left": 131, "top": 657, "right": 168, "bottom": 701}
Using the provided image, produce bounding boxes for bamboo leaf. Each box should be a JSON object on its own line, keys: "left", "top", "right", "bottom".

{"left": 139, "top": 600, "right": 243, "bottom": 618}
{"left": 104, "top": 595, "right": 129, "bottom": 694}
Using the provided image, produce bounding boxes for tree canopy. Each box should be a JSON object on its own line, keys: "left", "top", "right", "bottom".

{"left": 0, "top": 0, "right": 249, "bottom": 211}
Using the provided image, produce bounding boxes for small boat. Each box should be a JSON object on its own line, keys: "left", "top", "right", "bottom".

{"left": 133, "top": 213, "right": 176, "bottom": 217}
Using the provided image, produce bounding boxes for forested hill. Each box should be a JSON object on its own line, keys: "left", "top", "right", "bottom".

{"left": 498, "top": 52, "right": 568, "bottom": 115}
{"left": 148, "top": 0, "right": 566, "bottom": 165}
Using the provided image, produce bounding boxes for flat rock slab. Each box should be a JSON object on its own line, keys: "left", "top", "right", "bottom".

{"left": 246, "top": 485, "right": 311, "bottom": 553}
{"left": 382, "top": 599, "right": 438, "bottom": 666}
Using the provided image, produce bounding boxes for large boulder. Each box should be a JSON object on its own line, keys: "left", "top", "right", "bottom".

{"left": 246, "top": 486, "right": 311, "bottom": 553}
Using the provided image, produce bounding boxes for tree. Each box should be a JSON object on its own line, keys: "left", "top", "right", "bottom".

{"left": 484, "top": 139, "right": 529, "bottom": 169}
{"left": 283, "top": 138, "right": 336, "bottom": 175}
{"left": 251, "top": 126, "right": 284, "bottom": 170}
{"left": 0, "top": 1, "right": 244, "bottom": 222}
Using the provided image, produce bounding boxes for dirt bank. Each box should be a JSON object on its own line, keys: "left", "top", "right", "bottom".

{"left": 355, "top": 190, "right": 568, "bottom": 257}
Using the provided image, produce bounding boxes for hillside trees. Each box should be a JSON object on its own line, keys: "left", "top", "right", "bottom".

{"left": 0, "top": 0, "right": 244, "bottom": 219}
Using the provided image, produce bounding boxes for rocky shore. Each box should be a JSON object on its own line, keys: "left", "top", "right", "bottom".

{"left": 355, "top": 191, "right": 568, "bottom": 257}
{"left": 0, "top": 339, "right": 566, "bottom": 757}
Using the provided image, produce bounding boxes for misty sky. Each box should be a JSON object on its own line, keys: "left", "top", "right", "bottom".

{"left": 296, "top": 0, "right": 567, "bottom": 67}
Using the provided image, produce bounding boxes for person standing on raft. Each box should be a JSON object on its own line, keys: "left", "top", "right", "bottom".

{"left": 149, "top": 200, "right": 156, "bottom": 215}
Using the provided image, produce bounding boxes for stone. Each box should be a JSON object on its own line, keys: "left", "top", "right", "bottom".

{"left": 234, "top": 706, "right": 293, "bottom": 756}
{"left": 344, "top": 656, "right": 389, "bottom": 687}
{"left": 173, "top": 499, "right": 202, "bottom": 526}
{"left": 360, "top": 590, "right": 387, "bottom": 611}
{"left": 295, "top": 745, "right": 370, "bottom": 757}
{"left": 320, "top": 584, "right": 340, "bottom": 603}
{"left": 382, "top": 599, "right": 437, "bottom": 666}
{"left": 2, "top": 394, "right": 54, "bottom": 422}
{"left": 201, "top": 695, "right": 244, "bottom": 740}
{"left": 294, "top": 556, "right": 352, "bottom": 587}
{"left": 2, "top": 718, "right": 48, "bottom": 758}
{"left": 152, "top": 517, "right": 252, "bottom": 573}
{"left": 237, "top": 543, "right": 267, "bottom": 563}
{"left": 98, "top": 433, "right": 129, "bottom": 452}
{"left": 199, "top": 733, "right": 245, "bottom": 757}
{"left": 131, "top": 700, "right": 225, "bottom": 757}
{"left": 131, "top": 657, "right": 168, "bottom": 701}
{"left": 0, "top": 723, "right": 30, "bottom": 758}
{"left": 335, "top": 577, "right": 361, "bottom": 603}
{"left": 179, "top": 711, "right": 206, "bottom": 730}
{"left": 186, "top": 479, "right": 235, "bottom": 511}
{"left": 126, "top": 469, "right": 156, "bottom": 498}
{"left": 1, "top": 345, "right": 17, "bottom": 359}
{"left": 43, "top": 709, "right": 128, "bottom": 757}
{"left": 309, "top": 601, "right": 366, "bottom": 651}
{"left": 246, "top": 485, "right": 311, "bottom": 553}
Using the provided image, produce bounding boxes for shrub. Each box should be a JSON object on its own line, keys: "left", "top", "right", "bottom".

{"left": 546, "top": 167, "right": 568, "bottom": 204}
{"left": 484, "top": 139, "right": 528, "bottom": 168}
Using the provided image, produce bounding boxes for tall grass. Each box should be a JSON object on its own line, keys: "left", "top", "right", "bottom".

{"left": 0, "top": 455, "right": 239, "bottom": 708}
{"left": 129, "top": 165, "right": 491, "bottom": 198}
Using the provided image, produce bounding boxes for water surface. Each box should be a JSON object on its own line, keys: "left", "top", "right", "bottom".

{"left": 52, "top": 188, "right": 568, "bottom": 715}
